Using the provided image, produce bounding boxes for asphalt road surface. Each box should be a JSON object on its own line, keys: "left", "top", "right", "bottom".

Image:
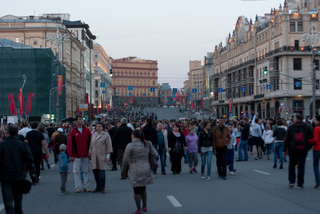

{"left": 1, "top": 150, "right": 319, "bottom": 214}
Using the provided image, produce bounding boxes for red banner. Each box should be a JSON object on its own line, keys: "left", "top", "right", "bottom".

{"left": 194, "top": 103, "right": 197, "bottom": 111}
{"left": 192, "top": 102, "right": 194, "bottom": 110}
{"left": 28, "top": 93, "right": 34, "bottom": 115}
{"left": 229, "top": 100, "right": 232, "bottom": 112}
{"left": 7, "top": 94, "right": 14, "bottom": 115}
{"left": 86, "top": 93, "right": 89, "bottom": 104}
{"left": 18, "top": 88, "right": 23, "bottom": 116}
{"left": 58, "top": 75, "right": 63, "bottom": 96}
{"left": 10, "top": 93, "right": 17, "bottom": 115}
{"left": 200, "top": 99, "right": 203, "bottom": 110}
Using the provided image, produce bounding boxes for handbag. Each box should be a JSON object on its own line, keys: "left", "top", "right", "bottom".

{"left": 15, "top": 179, "right": 32, "bottom": 194}
{"left": 148, "top": 143, "right": 158, "bottom": 170}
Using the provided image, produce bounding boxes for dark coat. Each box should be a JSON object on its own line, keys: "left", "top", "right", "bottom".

{"left": 283, "top": 121, "right": 313, "bottom": 155}
{"left": 142, "top": 124, "right": 158, "bottom": 148}
{"left": 112, "top": 124, "right": 133, "bottom": 150}
{"left": 198, "top": 129, "right": 213, "bottom": 151}
{"left": 108, "top": 126, "right": 117, "bottom": 147}
{"left": 168, "top": 132, "right": 186, "bottom": 155}
{"left": 0, "top": 136, "right": 37, "bottom": 182}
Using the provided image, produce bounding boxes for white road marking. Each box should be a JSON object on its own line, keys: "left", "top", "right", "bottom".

{"left": 0, "top": 203, "right": 4, "bottom": 212}
{"left": 166, "top": 196, "right": 182, "bottom": 207}
{"left": 50, "top": 164, "right": 56, "bottom": 168}
{"left": 254, "top": 170, "right": 270, "bottom": 175}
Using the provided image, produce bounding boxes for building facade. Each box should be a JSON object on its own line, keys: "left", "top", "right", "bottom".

{"left": 111, "top": 57, "right": 158, "bottom": 107}
{"left": 212, "top": 0, "right": 320, "bottom": 119}
{"left": 93, "top": 44, "right": 112, "bottom": 112}
{"left": 0, "top": 14, "right": 96, "bottom": 119}
{"left": 188, "top": 60, "right": 203, "bottom": 104}
{"left": 158, "top": 83, "right": 171, "bottom": 106}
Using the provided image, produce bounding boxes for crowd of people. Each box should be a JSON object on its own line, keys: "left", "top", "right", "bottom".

{"left": 0, "top": 110, "right": 319, "bottom": 214}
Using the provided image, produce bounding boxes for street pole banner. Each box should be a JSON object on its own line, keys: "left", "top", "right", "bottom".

{"left": 58, "top": 75, "right": 63, "bottom": 96}
{"left": 229, "top": 100, "right": 232, "bottom": 112}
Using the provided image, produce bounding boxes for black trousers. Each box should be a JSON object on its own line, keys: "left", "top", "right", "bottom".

{"left": 111, "top": 148, "right": 118, "bottom": 169}
{"left": 171, "top": 152, "right": 183, "bottom": 173}
{"left": 1, "top": 181, "right": 23, "bottom": 214}
{"left": 289, "top": 149, "right": 308, "bottom": 187}
{"left": 216, "top": 146, "right": 228, "bottom": 177}
{"left": 31, "top": 148, "right": 42, "bottom": 179}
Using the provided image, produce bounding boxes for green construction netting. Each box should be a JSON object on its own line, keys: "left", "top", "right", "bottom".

{"left": 0, "top": 46, "right": 66, "bottom": 119}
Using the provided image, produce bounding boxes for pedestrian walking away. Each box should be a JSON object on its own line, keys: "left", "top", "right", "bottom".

{"left": 283, "top": 114, "right": 313, "bottom": 189}
{"left": 0, "top": 124, "right": 38, "bottom": 213}
{"left": 121, "top": 130, "right": 157, "bottom": 214}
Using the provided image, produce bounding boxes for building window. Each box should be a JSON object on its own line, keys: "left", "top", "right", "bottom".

{"left": 95, "top": 101, "right": 98, "bottom": 108}
{"left": 95, "top": 80, "right": 98, "bottom": 87}
{"left": 294, "top": 78, "right": 302, "bottom": 90}
{"left": 293, "top": 101, "right": 303, "bottom": 108}
{"left": 293, "top": 58, "right": 302, "bottom": 70}
{"left": 95, "top": 54, "right": 97, "bottom": 58}
{"left": 316, "top": 79, "right": 319, "bottom": 90}
{"left": 33, "top": 40, "right": 37, "bottom": 45}
{"left": 294, "top": 40, "right": 299, "bottom": 50}
{"left": 15, "top": 38, "right": 19, "bottom": 43}
{"left": 290, "top": 22, "right": 296, "bottom": 32}
{"left": 95, "top": 62, "right": 97, "bottom": 66}
{"left": 298, "top": 22, "right": 303, "bottom": 31}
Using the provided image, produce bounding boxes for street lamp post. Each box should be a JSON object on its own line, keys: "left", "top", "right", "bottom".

{"left": 302, "top": 23, "right": 320, "bottom": 117}
{"left": 46, "top": 26, "right": 70, "bottom": 122}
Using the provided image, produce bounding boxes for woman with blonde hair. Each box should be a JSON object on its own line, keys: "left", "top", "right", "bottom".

{"left": 262, "top": 124, "right": 274, "bottom": 160}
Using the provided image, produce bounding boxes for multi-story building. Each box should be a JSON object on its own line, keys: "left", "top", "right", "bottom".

{"left": 188, "top": 60, "right": 203, "bottom": 102}
{"left": 158, "top": 83, "right": 171, "bottom": 106}
{"left": 0, "top": 14, "right": 96, "bottom": 119}
{"left": 93, "top": 44, "right": 112, "bottom": 112}
{"left": 212, "top": 0, "right": 320, "bottom": 118}
{"left": 111, "top": 57, "right": 158, "bottom": 107}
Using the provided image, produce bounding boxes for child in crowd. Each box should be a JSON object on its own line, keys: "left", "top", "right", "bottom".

{"left": 227, "top": 123, "right": 236, "bottom": 176}
{"left": 185, "top": 126, "right": 199, "bottom": 174}
{"left": 59, "top": 144, "right": 70, "bottom": 195}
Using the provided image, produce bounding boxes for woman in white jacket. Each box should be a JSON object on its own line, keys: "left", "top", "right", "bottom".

{"left": 262, "top": 124, "right": 274, "bottom": 160}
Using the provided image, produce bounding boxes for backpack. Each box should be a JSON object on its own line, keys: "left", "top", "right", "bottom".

{"left": 291, "top": 125, "right": 307, "bottom": 150}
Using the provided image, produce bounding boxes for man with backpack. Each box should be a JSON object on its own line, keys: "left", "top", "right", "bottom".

{"left": 283, "top": 113, "right": 313, "bottom": 189}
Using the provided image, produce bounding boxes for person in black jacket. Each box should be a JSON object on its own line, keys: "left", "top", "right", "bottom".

{"left": 168, "top": 123, "right": 186, "bottom": 174}
{"left": 283, "top": 114, "right": 313, "bottom": 189}
{"left": 0, "top": 124, "right": 38, "bottom": 214}
{"left": 109, "top": 121, "right": 118, "bottom": 171}
{"left": 142, "top": 118, "right": 158, "bottom": 148}
{"left": 112, "top": 118, "right": 133, "bottom": 171}
{"left": 237, "top": 117, "right": 250, "bottom": 161}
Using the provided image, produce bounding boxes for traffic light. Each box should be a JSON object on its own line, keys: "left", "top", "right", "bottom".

{"left": 110, "top": 69, "right": 113, "bottom": 77}
{"left": 51, "top": 112, "right": 55, "bottom": 121}
{"left": 264, "top": 66, "right": 268, "bottom": 75}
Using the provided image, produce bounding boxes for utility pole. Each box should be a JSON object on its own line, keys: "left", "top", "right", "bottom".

{"left": 302, "top": 22, "right": 320, "bottom": 117}
{"left": 46, "top": 26, "right": 70, "bottom": 122}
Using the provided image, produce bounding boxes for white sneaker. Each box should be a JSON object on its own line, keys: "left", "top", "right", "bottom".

{"left": 201, "top": 174, "right": 205, "bottom": 179}
{"left": 207, "top": 176, "right": 211, "bottom": 181}
{"left": 230, "top": 172, "right": 235, "bottom": 176}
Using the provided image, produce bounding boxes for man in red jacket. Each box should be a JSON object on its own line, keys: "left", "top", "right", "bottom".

{"left": 67, "top": 115, "right": 92, "bottom": 193}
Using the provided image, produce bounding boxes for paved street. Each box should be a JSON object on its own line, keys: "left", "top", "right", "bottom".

{"left": 1, "top": 151, "right": 319, "bottom": 214}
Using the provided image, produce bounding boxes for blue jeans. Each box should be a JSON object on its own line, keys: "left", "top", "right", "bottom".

{"left": 157, "top": 148, "right": 166, "bottom": 173}
{"left": 274, "top": 142, "right": 284, "bottom": 165}
{"left": 313, "top": 150, "right": 320, "bottom": 185}
{"left": 201, "top": 151, "right": 213, "bottom": 176}
{"left": 227, "top": 148, "right": 234, "bottom": 171}
{"left": 183, "top": 147, "right": 188, "bottom": 162}
{"left": 266, "top": 144, "right": 272, "bottom": 156}
{"left": 93, "top": 169, "right": 106, "bottom": 190}
{"left": 238, "top": 140, "right": 248, "bottom": 161}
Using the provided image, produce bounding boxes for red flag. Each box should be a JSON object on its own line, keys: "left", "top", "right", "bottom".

{"left": 194, "top": 103, "right": 196, "bottom": 111}
{"left": 7, "top": 94, "right": 14, "bottom": 115}
{"left": 126, "top": 102, "right": 128, "bottom": 107}
{"left": 86, "top": 93, "right": 89, "bottom": 104}
{"left": 10, "top": 93, "right": 17, "bottom": 115}
{"left": 18, "top": 88, "right": 24, "bottom": 116}
{"left": 192, "top": 102, "right": 194, "bottom": 110}
{"left": 28, "top": 93, "right": 35, "bottom": 116}
{"left": 200, "top": 99, "right": 203, "bottom": 110}
{"left": 279, "top": 107, "right": 282, "bottom": 113}
{"left": 26, "top": 93, "right": 31, "bottom": 115}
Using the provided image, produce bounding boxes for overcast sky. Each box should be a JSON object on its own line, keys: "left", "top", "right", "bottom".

{"left": 2, "top": 0, "right": 284, "bottom": 89}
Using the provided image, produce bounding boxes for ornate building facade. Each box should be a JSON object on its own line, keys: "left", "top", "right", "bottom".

{"left": 212, "top": 0, "right": 320, "bottom": 118}
{"left": 111, "top": 57, "right": 158, "bottom": 107}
